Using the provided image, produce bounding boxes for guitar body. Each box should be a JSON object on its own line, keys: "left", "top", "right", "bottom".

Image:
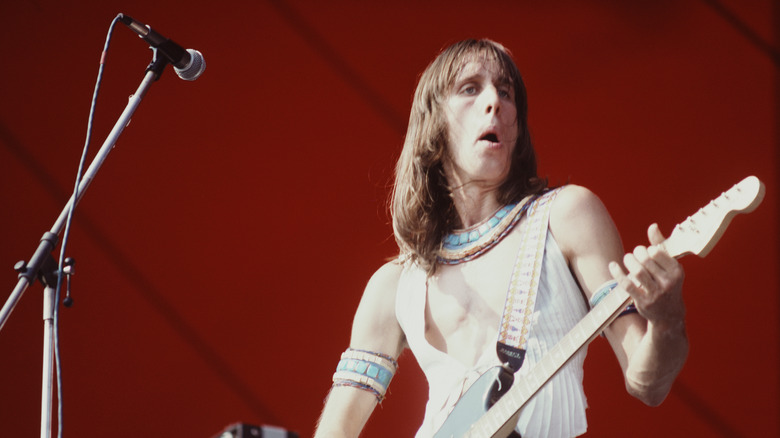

{"left": 433, "top": 366, "right": 520, "bottom": 438}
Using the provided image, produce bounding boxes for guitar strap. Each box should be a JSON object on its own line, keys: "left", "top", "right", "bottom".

{"left": 496, "top": 188, "right": 561, "bottom": 372}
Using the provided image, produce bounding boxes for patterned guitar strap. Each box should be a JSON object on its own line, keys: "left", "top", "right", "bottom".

{"left": 496, "top": 188, "right": 561, "bottom": 372}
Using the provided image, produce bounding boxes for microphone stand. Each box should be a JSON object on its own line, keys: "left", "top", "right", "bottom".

{"left": 0, "top": 51, "right": 171, "bottom": 438}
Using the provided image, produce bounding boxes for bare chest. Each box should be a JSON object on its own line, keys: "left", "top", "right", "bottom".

{"left": 425, "top": 230, "right": 523, "bottom": 367}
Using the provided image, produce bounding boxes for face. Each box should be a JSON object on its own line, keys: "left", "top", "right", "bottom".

{"left": 442, "top": 59, "right": 519, "bottom": 191}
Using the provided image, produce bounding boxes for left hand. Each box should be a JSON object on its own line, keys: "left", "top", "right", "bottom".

{"left": 608, "top": 223, "right": 686, "bottom": 325}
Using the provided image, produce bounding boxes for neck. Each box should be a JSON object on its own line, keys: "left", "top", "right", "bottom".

{"left": 449, "top": 182, "right": 503, "bottom": 229}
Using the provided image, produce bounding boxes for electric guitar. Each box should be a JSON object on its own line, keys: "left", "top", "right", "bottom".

{"left": 434, "top": 176, "right": 766, "bottom": 438}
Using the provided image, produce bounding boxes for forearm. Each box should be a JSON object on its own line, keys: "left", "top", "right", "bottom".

{"left": 314, "top": 386, "right": 378, "bottom": 438}
{"left": 624, "top": 318, "right": 689, "bottom": 406}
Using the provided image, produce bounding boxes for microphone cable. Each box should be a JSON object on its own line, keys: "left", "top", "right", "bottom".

{"left": 52, "top": 14, "right": 122, "bottom": 438}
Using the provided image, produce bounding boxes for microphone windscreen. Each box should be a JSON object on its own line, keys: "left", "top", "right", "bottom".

{"left": 174, "top": 49, "right": 206, "bottom": 81}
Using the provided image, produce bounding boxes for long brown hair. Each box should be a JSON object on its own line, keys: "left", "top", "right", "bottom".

{"left": 391, "top": 39, "right": 546, "bottom": 274}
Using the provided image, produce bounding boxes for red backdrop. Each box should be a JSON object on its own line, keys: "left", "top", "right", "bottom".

{"left": 1, "top": 1, "right": 777, "bottom": 437}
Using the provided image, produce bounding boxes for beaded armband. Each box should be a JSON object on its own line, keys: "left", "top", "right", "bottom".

{"left": 332, "top": 348, "right": 398, "bottom": 402}
{"left": 590, "top": 280, "right": 638, "bottom": 319}
{"left": 590, "top": 280, "right": 618, "bottom": 308}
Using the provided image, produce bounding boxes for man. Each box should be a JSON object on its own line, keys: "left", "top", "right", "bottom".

{"left": 314, "top": 39, "right": 687, "bottom": 438}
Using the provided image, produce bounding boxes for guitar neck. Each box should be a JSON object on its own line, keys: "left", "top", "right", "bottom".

{"left": 461, "top": 176, "right": 765, "bottom": 438}
{"left": 468, "top": 284, "right": 633, "bottom": 437}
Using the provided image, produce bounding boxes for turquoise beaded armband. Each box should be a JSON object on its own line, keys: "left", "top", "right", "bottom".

{"left": 589, "top": 279, "right": 638, "bottom": 327}
{"left": 332, "top": 348, "right": 398, "bottom": 402}
{"left": 590, "top": 280, "right": 619, "bottom": 308}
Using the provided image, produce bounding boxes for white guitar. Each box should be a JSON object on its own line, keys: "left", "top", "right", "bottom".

{"left": 434, "top": 176, "right": 766, "bottom": 438}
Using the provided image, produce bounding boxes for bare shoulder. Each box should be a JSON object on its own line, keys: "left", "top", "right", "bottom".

{"left": 550, "top": 185, "right": 608, "bottom": 225}
{"left": 550, "top": 185, "right": 618, "bottom": 252}
{"left": 360, "top": 261, "right": 404, "bottom": 311}
{"left": 350, "top": 260, "right": 406, "bottom": 357}
{"left": 368, "top": 260, "right": 404, "bottom": 290}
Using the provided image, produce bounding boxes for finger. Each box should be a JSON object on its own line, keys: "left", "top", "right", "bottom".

{"left": 624, "top": 251, "right": 655, "bottom": 285}
{"left": 608, "top": 261, "right": 632, "bottom": 288}
{"left": 609, "top": 261, "right": 645, "bottom": 301}
{"left": 647, "top": 223, "right": 666, "bottom": 246}
{"left": 648, "top": 244, "right": 679, "bottom": 272}
{"left": 623, "top": 247, "right": 665, "bottom": 294}
{"left": 633, "top": 245, "right": 652, "bottom": 265}
{"left": 619, "top": 255, "right": 647, "bottom": 290}
{"left": 632, "top": 246, "right": 665, "bottom": 287}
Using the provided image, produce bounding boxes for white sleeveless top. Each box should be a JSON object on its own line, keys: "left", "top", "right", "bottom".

{"left": 395, "top": 231, "right": 589, "bottom": 438}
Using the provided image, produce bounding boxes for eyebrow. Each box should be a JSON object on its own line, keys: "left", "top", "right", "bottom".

{"left": 453, "top": 72, "right": 482, "bottom": 86}
{"left": 496, "top": 77, "right": 514, "bottom": 90}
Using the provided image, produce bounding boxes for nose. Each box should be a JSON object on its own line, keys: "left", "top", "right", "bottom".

{"left": 482, "top": 86, "right": 500, "bottom": 115}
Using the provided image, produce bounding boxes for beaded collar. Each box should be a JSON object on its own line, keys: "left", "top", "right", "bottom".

{"left": 438, "top": 196, "right": 533, "bottom": 264}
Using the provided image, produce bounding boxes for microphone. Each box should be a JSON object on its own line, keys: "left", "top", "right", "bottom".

{"left": 118, "top": 14, "right": 205, "bottom": 81}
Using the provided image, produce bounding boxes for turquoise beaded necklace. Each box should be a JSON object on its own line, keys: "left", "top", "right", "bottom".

{"left": 439, "top": 199, "right": 531, "bottom": 264}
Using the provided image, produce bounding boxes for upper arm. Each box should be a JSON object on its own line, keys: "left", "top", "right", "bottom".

{"left": 549, "top": 185, "right": 647, "bottom": 372}
{"left": 315, "top": 261, "right": 406, "bottom": 438}
{"left": 550, "top": 185, "right": 623, "bottom": 297}
{"left": 349, "top": 261, "right": 407, "bottom": 356}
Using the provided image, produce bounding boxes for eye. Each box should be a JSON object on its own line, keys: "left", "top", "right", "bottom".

{"left": 458, "top": 82, "right": 479, "bottom": 96}
{"left": 460, "top": 83, "right": 478, "bottom": 95}
{"left": 498, "top": 87, "right": 513, "bottom": 99}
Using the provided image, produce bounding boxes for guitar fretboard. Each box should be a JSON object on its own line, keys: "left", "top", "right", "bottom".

{"left": 467, "top": 285, "right": 632, "bottom": 437}
{"left": 453, "top": 175, "right": 764, "bottom": 438}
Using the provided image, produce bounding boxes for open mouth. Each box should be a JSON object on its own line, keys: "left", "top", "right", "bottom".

{"left": 480, "top": 133, "right": 499, "bottom": 143}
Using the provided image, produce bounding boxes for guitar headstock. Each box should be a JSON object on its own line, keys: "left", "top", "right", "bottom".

{"left": 663, "top": 176, "right": 765, "bottom": 258}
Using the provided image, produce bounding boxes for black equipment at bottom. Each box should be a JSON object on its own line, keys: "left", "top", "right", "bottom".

{"left": 213, "top": 423, "right": 299, "bottom": 438}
